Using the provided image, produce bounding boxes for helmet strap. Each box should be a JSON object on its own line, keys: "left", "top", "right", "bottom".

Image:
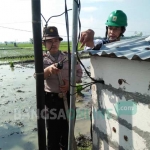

{"left": 120, "top": 26, "right": 126, "bottom": 37}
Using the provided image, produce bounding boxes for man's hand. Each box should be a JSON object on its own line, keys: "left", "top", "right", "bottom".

{"left": 44, "top": 64, "right": 60, "bottom": 79}
{"left": 60, "top": 79, "right": 69, "bottom": 94}
{"left": 80, "top": 29, "right": 95, "bottom": 48}
{"left": 43, "top": 53, "right": 48, "bottom": 57}
{"left": 48, "top": 64, "right": 60, "bottom": 74}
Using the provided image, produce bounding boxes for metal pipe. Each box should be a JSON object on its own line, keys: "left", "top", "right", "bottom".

{"left": 68, "top": 0, "right": 78, "bottom": 149}
{"left": 31, "top": 0, "right": 46, "bottom": 149}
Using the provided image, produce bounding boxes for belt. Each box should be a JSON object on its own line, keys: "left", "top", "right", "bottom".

{"left": 45, "top": 92, "right": 63, "bottom": 98}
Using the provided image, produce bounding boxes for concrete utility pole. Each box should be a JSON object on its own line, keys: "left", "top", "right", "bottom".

{"left": 68, "top": 0, "right": 79, "bottom": 149}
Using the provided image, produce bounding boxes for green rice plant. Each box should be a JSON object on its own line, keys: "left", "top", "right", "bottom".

{"left": 76, "top": 84, "right": 83, "bottom": 94}
{"left": 9, "top": 62, "right": 14, "bottom": 67}
{"left": 76, "top": 84, "right": 84, "bottom": 97}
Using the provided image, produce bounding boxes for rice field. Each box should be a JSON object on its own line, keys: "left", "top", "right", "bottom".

{"left": 0, "top": 49, "right": 34, "bottom": 58}
{"left": 0, "top": 43, "right": 33, "bottom": 61}
{"left": 0, "top": 42, "right": 83, "bottom": 64}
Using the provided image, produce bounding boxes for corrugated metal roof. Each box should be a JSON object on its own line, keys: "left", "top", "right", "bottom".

{"left": 80, "top": 36, "right": 150, "bottom": 60}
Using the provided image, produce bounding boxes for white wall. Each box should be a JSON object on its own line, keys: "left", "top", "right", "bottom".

{"left": 90, "top": 56, "right": 150, "bottom": 150}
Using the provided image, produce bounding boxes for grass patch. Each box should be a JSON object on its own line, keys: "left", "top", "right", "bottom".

{"left": 9, "top": 62, "right": 14, "bottom": 67}
{"left": 0, "top": 49, "right": 34, "bottom": 58}
{"left": 0, "top": 56, "right": 34, "bottom": 65}
{"left": 76, "top": 134, "right": 92, "bottom": 150}
{"left": 77, "top": 147, "right": 92, "bottom": 150}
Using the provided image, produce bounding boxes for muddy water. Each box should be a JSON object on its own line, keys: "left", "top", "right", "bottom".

{"left": 0, "top": 59, "right": 91, "bottom": 150}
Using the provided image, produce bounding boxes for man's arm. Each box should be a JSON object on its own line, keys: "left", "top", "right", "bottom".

{"left": 80, "top": 29, "right": 110, "bottom": 50}
{"left": 80, "top": 29, "right": 95, "bottom": 48}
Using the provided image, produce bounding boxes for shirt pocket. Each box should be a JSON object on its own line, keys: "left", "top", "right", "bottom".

{"left": 63, "top": 61, "right": 69, "bottom": 69}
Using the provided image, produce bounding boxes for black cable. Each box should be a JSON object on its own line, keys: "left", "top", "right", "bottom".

{"left": 41, "top": 14, "right": 47, "bottom": 24}
{"left": 41, "top": 9, "right": 72, "bottom": 27}
{"left": 75, "top": 0, "right": 96, "bottom": 81}
{"left": 47, "top": 9, "right": 72, "bottom": 25}
{"left": 74, "top": 0, "right": 104, "bottom": 84}
{"left": 72, "top": 78, "right": 104, "bottom": 88}
{"left": 64, "top": 0, "right": 71, "bottom": 92}
{"left": 41, "top": 9, "right": 72, "bottom": 52}
{"left": 70, "top": 82, "right": 94, "bottom": 96}
{"left": 62, "top": 0, "right": 99, "bottom": 90}
{"left": 0, "top": 26, "right": 31, "bottom": 32}
{"left": 71, "top": 81, "right": 95, "bottom": 87}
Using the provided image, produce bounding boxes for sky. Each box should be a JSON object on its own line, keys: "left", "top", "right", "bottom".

{"left": 0, "top": 0, "right": 150, "bottom": 42}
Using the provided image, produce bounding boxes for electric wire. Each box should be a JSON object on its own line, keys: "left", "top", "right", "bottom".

{"left": 41, "top": 9, "right": 72, "bottom": 27}
{"left": 0, "top": 23, "right": 146, "bottom": 35}
{"left": 64, "top": 0, "right": 71, "bottom": 92}
{"left": 41, "top": 9, "right": 72, "bottom": 50}
{"left": 71, "top": 83, "right": 93, "bottom": 96}
{"left": 0, "top": 25, "right": 32, "bottom": 32}
{"left": 73, "top": 0, "right": 104, "bottom": 85}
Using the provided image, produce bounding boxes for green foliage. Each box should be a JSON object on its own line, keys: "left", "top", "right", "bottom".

{"left": 76, "top": 84, "right": 83, "bottom": 94}
{"left": 59, "top": 42, "right": 83, "bottom": 51}
{"left": 76, "top": 133, "right": 92, "bottom": 150}
{"left": 77, "top": 146, "right": 92, "bottom": 150}
{"left": 0, "top": 56, "right": 34, "bottom": 65}
{"left": 76, "top": 84, "right": 85, "bottom": 97}
{"left": 9, "top": 62, "right": 14, "bottom": 67}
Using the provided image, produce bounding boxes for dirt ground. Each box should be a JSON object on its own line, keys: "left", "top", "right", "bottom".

{"left": 0, "top": 62, "right": 91, "bottom": 150}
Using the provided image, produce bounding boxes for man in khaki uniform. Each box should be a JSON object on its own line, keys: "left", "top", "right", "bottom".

{"left": 43, "top": 26, "right": 82, "bottom": 150}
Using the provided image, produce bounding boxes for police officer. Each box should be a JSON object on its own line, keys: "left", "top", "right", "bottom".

{"left": 80, "top": 10, "right": 128, "bottom": 49}
{"left": 43, "top": 26, "right": 83, "bottom": 150}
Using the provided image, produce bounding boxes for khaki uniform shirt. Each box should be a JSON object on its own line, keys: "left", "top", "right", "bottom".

{"left": 43, "top": 51, "right": 83, "bottom": 93}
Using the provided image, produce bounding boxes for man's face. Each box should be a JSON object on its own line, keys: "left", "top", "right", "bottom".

{"left": 107, "top": 26, "right": 122, "bottom": 41}
{"left": 44, "top": 38, "right": 60, "bottom": 54}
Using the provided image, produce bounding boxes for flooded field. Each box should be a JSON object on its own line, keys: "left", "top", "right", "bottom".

{"left": 0, "top": 59, "right": 91, "bottom": 150}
